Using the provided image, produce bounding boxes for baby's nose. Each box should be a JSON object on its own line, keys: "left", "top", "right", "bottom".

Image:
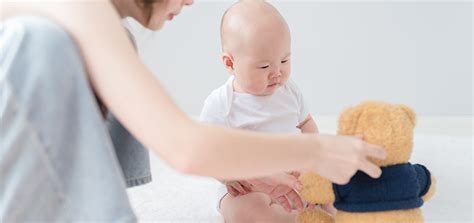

{"left": 270, "top": 72, "right": 282, "bottom": 79}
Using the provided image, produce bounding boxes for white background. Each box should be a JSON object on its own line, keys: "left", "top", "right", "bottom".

{"left": 125, "top": 1, "right": 473, "bottom": 222}
{"left": 127, "top": 0, "right": 472, "bottom": 117}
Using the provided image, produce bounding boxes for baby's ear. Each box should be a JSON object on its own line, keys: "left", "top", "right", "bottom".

{"left": 337, "top": 106, "right": 362, "bottom": 135}
{"left": 399, "top": 104, "right": 416, "bottom": 127}
{"left": 222, "top": 53, "right": 234, "bottom": 72}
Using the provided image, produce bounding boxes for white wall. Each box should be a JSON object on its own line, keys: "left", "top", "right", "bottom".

{"left": 127, "top": 0, "right": 472, "bottom": 116}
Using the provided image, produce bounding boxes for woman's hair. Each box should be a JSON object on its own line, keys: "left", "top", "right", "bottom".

{"left": 135, "top": 0, "right": 165, "bottom": 26}
{"left": 137, "top": 0, "right": 164, "bottom": 9}
{"left": 136, "top": 0, "right": 157, "bottom": 13}
{"left": 141, "top": 0, "right": 160, "bottom": 3}
{"left": 139, "top": 0, "right": 163, "bottom": 7}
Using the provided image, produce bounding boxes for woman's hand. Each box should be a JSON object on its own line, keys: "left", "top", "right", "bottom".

{"left": 310, "top": 134, "right": 387, "bottom": 185}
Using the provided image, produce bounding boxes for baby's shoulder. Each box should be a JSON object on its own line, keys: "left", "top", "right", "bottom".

{"left": 201, "top": 83, "right": 230, "bottom": 116}
{"left": 204, "top": 84, "right": 228, "bottom": 106}
{"left": 283, "top": 79, "right": 303, "bottom": 96}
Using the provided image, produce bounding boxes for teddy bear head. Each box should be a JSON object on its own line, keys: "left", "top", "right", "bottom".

{"left": 337, "top": 101, "right": 416, "bottom": 167}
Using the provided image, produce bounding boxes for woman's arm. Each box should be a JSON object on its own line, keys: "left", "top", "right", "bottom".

{"left": 3, "top": 1, "right": 386, "bottom": 184}
{"left": 3, "top": 0, "right": 198, "bottom": 171}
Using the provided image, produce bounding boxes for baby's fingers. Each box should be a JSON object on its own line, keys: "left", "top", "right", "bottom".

{"left": 233, "top": 182, "right": 248, "bottom": 195}
{"left": 275, "top": 196, "right": 292, "bottom": 213}
{"left": 286, "top": 190, "right": 304, "bottom": 212}
{"left": 226, "top": 185, "right": 239, "bottom": 197}
{"left": 240, "top": 181, "right": 253, "bottom": 193}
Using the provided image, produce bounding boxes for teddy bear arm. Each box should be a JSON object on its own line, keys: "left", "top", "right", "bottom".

{"left": 299, "top": 173, "right": 335, "bottom": 204}
{"left": 422, "top": 175, "right": 436, "bottom": 202}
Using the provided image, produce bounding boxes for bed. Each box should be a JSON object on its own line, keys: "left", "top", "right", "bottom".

{"left": 127, "top": 116, "right": 473, "bottom": 223}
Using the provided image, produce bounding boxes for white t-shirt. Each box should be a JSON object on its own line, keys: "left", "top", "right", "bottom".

{"left": 201, "top": 76, "right": 310, "bottom": 207}
{"left": 200, "top": 76, "right": 309, "bottom": 134}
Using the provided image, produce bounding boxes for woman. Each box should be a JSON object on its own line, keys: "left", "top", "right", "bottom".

{"left": 0, "top": 0, "right": 386, "bottom": 221}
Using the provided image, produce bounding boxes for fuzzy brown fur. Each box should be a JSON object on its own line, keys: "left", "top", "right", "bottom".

{"left": 298, "top": 101, "right": 436, "bottom": 223}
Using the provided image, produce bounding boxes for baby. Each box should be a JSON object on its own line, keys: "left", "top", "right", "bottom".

{"left": 200, "top": 0, "right": 333, "bottom": 222}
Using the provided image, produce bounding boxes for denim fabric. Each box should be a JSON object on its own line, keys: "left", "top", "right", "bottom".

{"left": 0, "top": 16, "right": 150, "bottom": 222}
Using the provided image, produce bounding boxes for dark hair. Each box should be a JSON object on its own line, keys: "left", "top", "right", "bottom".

{"left": 141, "top": 0, "right": 159, "bottom": 3}
{"left": 138, "top": 0, "right": 163, "bottom": 6}
{"left": 134, "top": 0, "right": 163, "bottom": 26}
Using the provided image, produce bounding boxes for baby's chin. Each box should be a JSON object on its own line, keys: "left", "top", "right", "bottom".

{"left": 261, "top": 83, "right": 281, "bottom": 95}
{"left": 244, "top": 83, "right": 282, "bottom": 96}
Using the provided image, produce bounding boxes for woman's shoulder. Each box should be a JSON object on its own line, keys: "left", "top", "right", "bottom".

{"left": 2, "top": 1, "right": 123, "bottom": 46}
{"left": 2, "top": 0, "right": 114, "bottom": 25}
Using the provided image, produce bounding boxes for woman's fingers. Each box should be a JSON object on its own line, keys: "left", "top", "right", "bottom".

{"left": 359, "top": 157, "right": 382, "bottom": 178}
{"left": 364, "top": 143, "right": 387, "bottom": 160}
{"left": 355, "top": 141, "right": 385, "bottom": 178}
{"left": 332, "top": 171, "right": 353, "bottom": 185}
{"left": 338, "top": 136, "right": 386, "bottom": 182}
{"left": 313, "top": 134, "right": 386, "bottom": 184}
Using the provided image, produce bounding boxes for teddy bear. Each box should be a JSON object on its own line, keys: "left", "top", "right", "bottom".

{"left": 297, "top": 101, "right": 436, "bottom": 223}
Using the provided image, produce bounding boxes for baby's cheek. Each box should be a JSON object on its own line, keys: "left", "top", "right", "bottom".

{"left": 251, "top": 81, "right": 268, "bottom": 92}
{"left": 282, "top": 73, "right": 290, "bottom": 82}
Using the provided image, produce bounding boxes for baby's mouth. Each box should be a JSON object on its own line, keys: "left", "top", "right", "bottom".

{"left": 268, "top": 83, "right": 279, "bottom": 87}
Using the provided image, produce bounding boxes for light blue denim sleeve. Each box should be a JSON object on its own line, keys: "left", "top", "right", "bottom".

{"left": 0, "top": 16, "right": 138, "bottom": 222}
{"left": 106, "top": 26, "right": 152, "bottom": 188}
{"left": 107, "top": 114, "right": 152, "bottom": 187}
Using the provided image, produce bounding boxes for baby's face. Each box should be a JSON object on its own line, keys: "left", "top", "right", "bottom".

{"left": 231, "top": 27, "right": 291, "bottom": 96}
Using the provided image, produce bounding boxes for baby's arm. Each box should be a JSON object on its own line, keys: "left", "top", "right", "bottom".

{"left": 298, "top": 115, "right": 319, "bottom": 133}
{"left": 422, "top": 175, "right": 436, "bottom": 202}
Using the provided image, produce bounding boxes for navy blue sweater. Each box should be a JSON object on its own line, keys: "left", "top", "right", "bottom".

{"left": 333, "top": 163, "right": 431, "bottom": 212}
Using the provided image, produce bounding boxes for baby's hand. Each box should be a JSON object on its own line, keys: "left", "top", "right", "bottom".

{"left": 224, "top": 180, "right": 252, "bottom": 197}
{"left": 247, "top": 172, "right": 304, "bottom": 213}
{"left": 321, "top": 203, "right": 337, "bottom": 216}
{"left": 248, "top": 172, "right": 302, "bottom": 192}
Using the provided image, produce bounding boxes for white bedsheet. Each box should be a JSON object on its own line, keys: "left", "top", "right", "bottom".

{"left": 128, "top": 117, "right": 473, "bottom": 223}
{"left": 128, "top": 155, "right": 223, "bottom": 223}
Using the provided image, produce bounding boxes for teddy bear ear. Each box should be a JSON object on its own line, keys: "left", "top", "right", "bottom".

{"left": 338, "top": 106, "right": 362, "bottom": 135}
{"left": 399, "top": 104, "right": 416, "bottom": 126}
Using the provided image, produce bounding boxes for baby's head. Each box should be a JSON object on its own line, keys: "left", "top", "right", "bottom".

{"left": 220, "top": 0, "right": 291, "bottom": 96}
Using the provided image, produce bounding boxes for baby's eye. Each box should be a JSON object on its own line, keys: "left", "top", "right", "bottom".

{"left": 281, "top": 60, "right": 289, "bottom": 64}
{"left": 259, "top": 65, "right": 270, "bottom": 69}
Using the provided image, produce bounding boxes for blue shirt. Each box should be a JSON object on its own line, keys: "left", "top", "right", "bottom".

{"left": 333, "top": 163, "right": 431, "bottom": 212}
